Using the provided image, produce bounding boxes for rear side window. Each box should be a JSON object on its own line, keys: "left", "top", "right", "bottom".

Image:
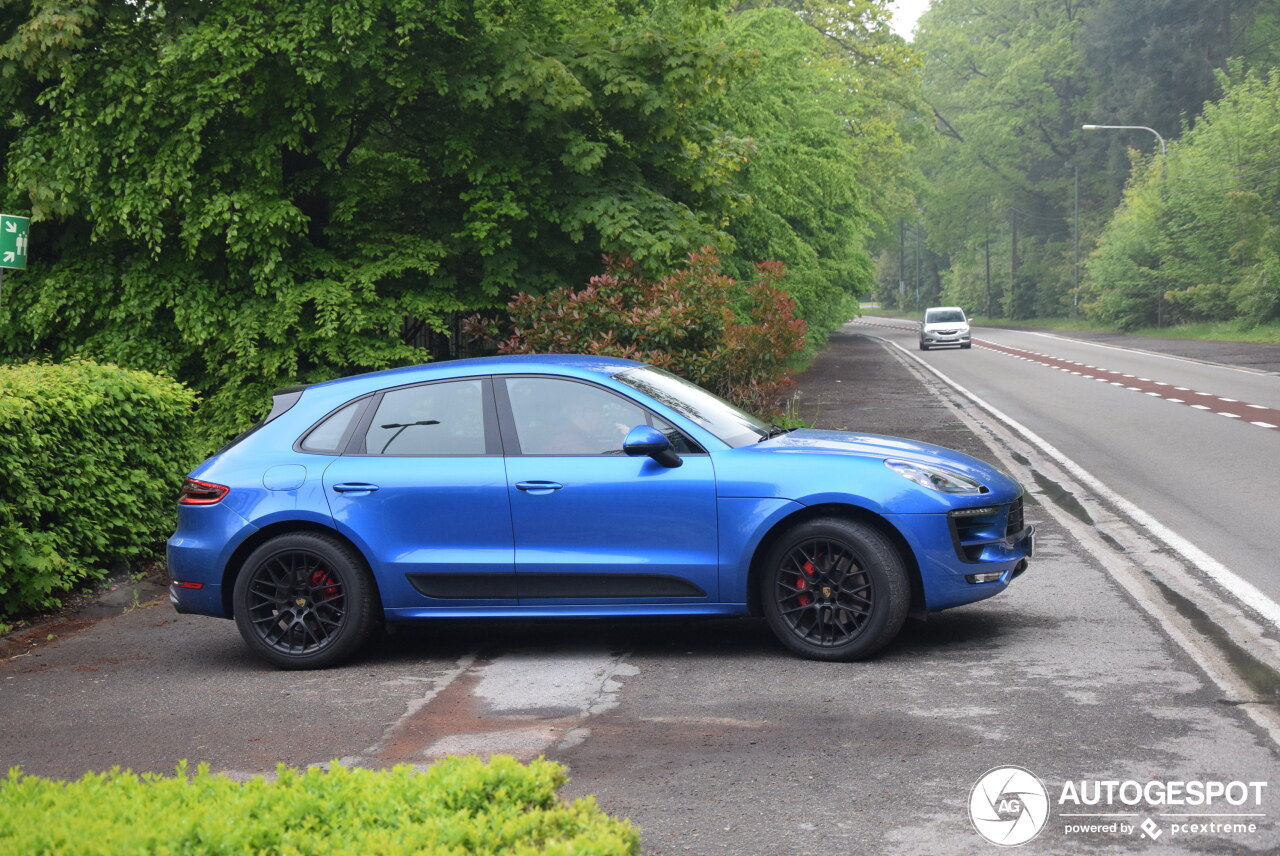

{"left": 299, "top": 399, "right": 365, "bottom": 454}
{"left": 215, "top": 386, "right": 308, "bottom": 456}
{"left": 364, "top": 379, "right": 489, "bottom": 456}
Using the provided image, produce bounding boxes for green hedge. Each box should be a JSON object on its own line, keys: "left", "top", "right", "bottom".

{"left": 0, "top": 757, "right": 639, "bottom": 855}
{"left": 0, "top": 359, "right": 200, "bottom": 616}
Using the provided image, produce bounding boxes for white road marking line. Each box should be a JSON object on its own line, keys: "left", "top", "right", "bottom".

{"left": 883, "top": 337, "right": 1280, "bottom": 632}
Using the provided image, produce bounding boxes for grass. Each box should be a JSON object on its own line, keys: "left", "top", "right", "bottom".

{"left": 1122, "top": 319, "right": 1280, "bottom": 344}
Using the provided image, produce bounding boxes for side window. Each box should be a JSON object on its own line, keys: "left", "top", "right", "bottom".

{"left": 364, "top": 379, "right": 488, "bottom": 456}
{"left": 505, "top": 378, "right": 646, "bottom": 456}
{"left": 299, "top": 399, "right": 365, "bottom": 454}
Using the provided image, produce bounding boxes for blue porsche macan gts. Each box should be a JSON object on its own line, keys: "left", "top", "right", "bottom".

{"left": 168, "top": 355, "right": 1034, "bottom": 669}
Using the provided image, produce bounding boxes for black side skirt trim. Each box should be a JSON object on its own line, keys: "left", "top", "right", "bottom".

{"left": 407, "top": 573, "right": 706, "bottom": 600}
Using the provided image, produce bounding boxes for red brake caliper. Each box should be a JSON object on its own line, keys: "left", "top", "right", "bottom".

{"left": 310, "top": 569, "right": 340, "bottom": 601}
{"left": 797, "top": 557, "right": 817, "bottom": 607}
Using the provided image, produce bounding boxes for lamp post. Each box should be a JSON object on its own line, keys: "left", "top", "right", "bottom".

{"left": 1081, "top": 124, "right": 1166, "bottom": 155}
{"left": 1064, "top": 161, "right": 1079, "bottom": 314}
{"left": 1083, "top": 123, "right": 1169, "bottom": 327}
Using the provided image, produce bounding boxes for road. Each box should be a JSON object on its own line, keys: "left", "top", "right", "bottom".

{"left": 2, "top": 329, "right": 1279, "bottom": 854}
{"left": 851, "top": 316, "right": 1280, "bottom": 609}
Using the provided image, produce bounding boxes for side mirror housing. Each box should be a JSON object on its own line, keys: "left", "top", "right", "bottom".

{"left": 623, "top": 425, "right": 683, "bottom": 468}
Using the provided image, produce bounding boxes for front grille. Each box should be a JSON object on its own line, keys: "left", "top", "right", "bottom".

{"left": 1005, "top": 495, "right": 1025, "bottom": 538}
{"left": 949, "top": 496, "right": 1025, "bottom": 563}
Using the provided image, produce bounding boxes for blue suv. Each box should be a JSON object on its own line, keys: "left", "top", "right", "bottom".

{"left": 169, "top": 355, "right": 1033, "bottom": 668}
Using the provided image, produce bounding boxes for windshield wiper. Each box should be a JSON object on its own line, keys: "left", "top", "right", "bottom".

{"left": 759, "top": 423, "right": 795, "bottom": 442}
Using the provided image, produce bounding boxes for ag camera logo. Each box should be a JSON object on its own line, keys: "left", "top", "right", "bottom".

{"left": 969, "top": 766, "right": 1050, "bottom": 846}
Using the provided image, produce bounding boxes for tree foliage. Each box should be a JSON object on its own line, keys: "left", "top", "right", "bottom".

{"left": 0, "top": 0, "right": 925, "bottom": 437}
{"left": 898, "top": 0, "right": 1279, "bottom": 324}
{"left": 0, "top": 0, "right": 752, "bottom": 439}
{"left": 1086, "top": 67, "right": 1280, "bottom": 328}
{"left": 468, "top": 248, "right": 806, "bottom": 413}
{"left": 717, "top": 2, "right": 922, "bottom": 340}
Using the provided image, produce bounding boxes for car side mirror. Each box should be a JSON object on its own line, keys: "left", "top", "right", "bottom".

{"left": 623, "top": 425, "right": 683, "bottom": 468}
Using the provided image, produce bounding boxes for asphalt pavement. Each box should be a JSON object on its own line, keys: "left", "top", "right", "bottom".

{"left": 2, "top": 326, "right": 1279, "bottom": 854}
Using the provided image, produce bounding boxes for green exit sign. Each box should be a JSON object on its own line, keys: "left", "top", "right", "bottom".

{"left": 1, "top": 214, "right": 30, "bottom": 269}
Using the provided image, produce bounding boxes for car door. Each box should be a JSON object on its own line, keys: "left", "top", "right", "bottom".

{"left": 497, "top": 375, "right": 719, "bottom": 605}
{"left": 322, "top": 376, "right": 516, "bottom": 611}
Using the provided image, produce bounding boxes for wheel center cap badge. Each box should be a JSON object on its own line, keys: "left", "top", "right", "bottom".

{"left": 295, "top": 597, "right": 308, "bottom": 608}
{"left": 822, "top": 586, "right": 833, "bottom": 598}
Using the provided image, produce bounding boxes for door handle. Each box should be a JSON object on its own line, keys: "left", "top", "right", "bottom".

{"left": 332, "top": 482, "right": 381, "bottom": 493}
{"left": 515, "top": 481, "right": 563, "bottom": 494}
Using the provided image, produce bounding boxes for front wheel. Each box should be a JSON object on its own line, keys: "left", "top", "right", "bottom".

{"left": 760, "top": 518, "right": 909, "bottom": 661}
{"left": 233, "top": 532, "right": 377, "bottom": 669}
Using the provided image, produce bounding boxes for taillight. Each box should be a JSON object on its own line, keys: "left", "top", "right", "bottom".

{"left": 179, "top": 478, "right": 229, "bottom": 505}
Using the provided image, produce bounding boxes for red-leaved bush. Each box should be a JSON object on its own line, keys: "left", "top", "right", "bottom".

{"left": 464, "top": 249, "right": 806, "bottom": 414}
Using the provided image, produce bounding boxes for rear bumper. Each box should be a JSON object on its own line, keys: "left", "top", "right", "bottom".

{"left": 167, "top": 502, "right": 256, "bottom": 619}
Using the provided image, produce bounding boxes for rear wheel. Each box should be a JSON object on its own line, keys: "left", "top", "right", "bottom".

{"left": 233, "top": 532, "right": 377, "bottom": 669}
{"left": 760, "top": 518, "right": 909, "bottom": 661}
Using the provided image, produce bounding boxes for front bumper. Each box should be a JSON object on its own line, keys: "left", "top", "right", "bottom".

{"left": 922, "top": 329, "right": 971, "bottom": 346}
{"left": 887, "top": 509, "right": 1034, "bottom": 612}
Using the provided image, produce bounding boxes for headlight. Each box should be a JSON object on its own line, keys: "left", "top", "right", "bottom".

{"left": 884, "top": 459, "right": 986, "bottom": 495}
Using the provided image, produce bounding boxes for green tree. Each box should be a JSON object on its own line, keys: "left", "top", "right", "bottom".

{"left": 1086, "top": 67, "right": 1280, "bottom": 328}
{"left": 717, "top": 1, "right": 922, "bottom": 340}
{"left": 1, "top": 0, "right": 746, "bottom": 440}
{"left": 912, "top": 0, "right": 1093, "bottom": 318}
{"left": 905, "top": 0, "right": 1279, "bottom": 323}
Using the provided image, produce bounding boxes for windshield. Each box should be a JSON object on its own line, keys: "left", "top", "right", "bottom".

{"left": 925, "top": 309, "right": 966, "bottom": 324}
{"left": 617, "top": 366, "right": 769, "bottom": 448}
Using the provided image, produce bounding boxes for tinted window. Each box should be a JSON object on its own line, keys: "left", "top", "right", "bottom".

{"left": 505, "top": 377, "right": 645, "bottom": 455}
{"left": 300, "top": 399, "right": 365, "bottom": 454}
{"left": 364, "top": 379, "right": 488, "bottom": 456}
{"left": 617, "top": 367, "right": 767, "bottom": 448}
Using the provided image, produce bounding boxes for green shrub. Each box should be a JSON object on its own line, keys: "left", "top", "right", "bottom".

{"left": 0, "top": 359, "right": 200, "bottom": 616}
{"left": 467, "top": 249, "right": 807, "bottom": 414}
{"left": 0, "top": 757, "right": 640, "bottom": 855}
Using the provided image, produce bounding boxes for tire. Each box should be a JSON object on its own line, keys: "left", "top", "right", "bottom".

{"left": 760, "top": 517, "right": 909, "bottom": 662}
{"left": 919, "top": 341, "right": 929, "bottom": 351}
{"left": 233, "top": 532, "right": 378, "bottom": 669}
{"left": 961, "top": 342, "right": 972, "bottom": 349}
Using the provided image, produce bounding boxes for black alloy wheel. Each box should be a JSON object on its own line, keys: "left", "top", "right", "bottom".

{"left": 233, "top": 532, "right": 377, "bottom": 669}
{"left": 761, "top": 517, "right": 909, "bottom": 662}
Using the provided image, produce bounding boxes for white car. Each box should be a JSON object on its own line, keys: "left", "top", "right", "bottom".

{"left": 919, "top": 306, "right": 971, "bottom": 351}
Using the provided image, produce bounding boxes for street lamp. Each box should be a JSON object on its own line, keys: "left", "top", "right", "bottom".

{"left": 1081, "top": 124, "right": 1166, "bottom": 155}
{"left": 1064, "top": 162, "right": 1079, "bottom": 314}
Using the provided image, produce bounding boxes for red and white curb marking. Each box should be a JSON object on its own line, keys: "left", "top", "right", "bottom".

{"left": 851, "top": 321, "right": 1280, "bottom": 432}
{"left": 976, "top": 339, "right": 1280, "bottom": 431}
